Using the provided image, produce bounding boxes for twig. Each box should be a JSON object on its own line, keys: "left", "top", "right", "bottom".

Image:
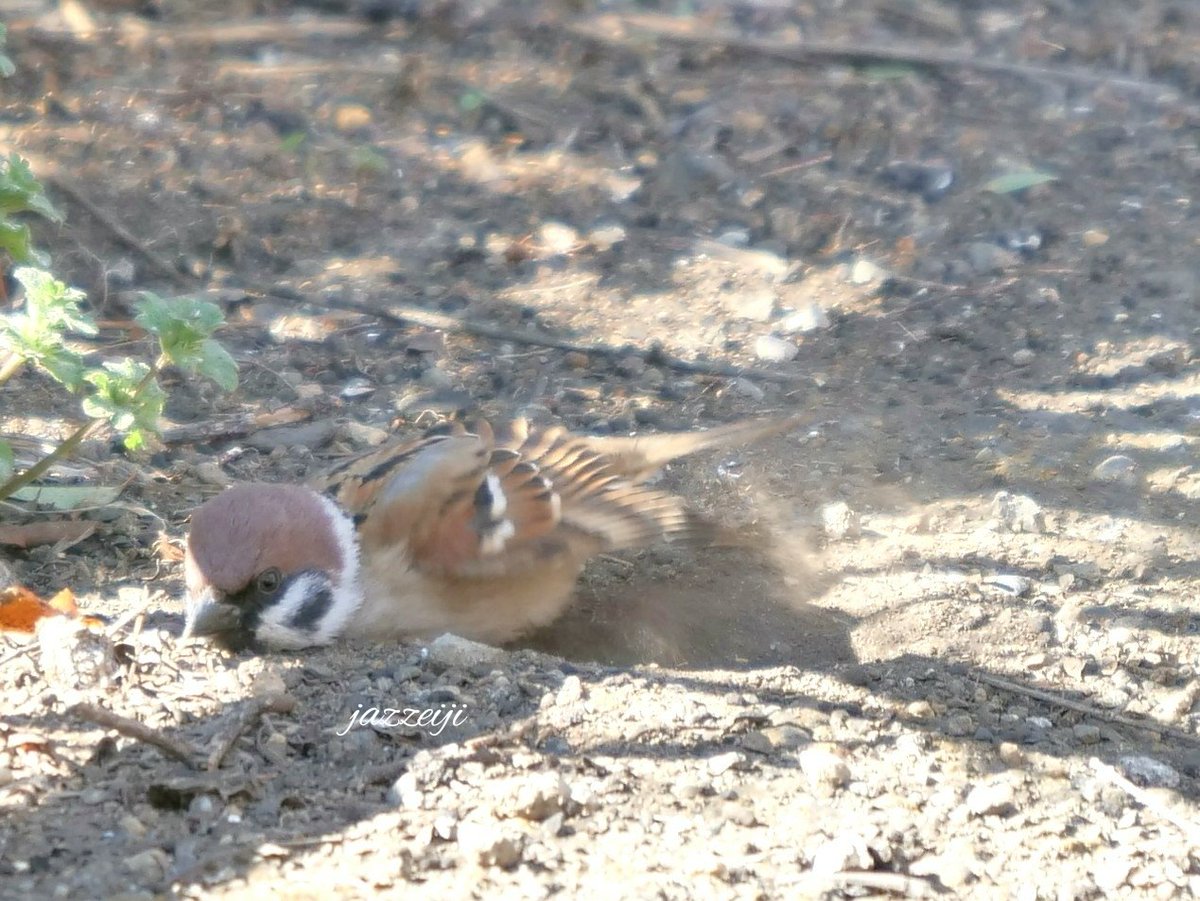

{"left": 829, "top": 870, "right": 941, "bottom": 898}
{"left": 43, "top": 174, "right": 193, "bottom": 287}
{"left": 206, "top": 693, "right": 297, "bottom": 771}
{"left": 0, "top": 352, "right": 24, "bottom": 387}
{"left": 567, "top": 14, "right": 1179, "bottom": 100}
{"left": 0, "top": 417, "right": 101, "bottom": 501}
{"left": 104, "top": 589, "right": 167, "bottom": 640}
{"left": 160, "top": 406, "right": 312, "bottom": 446}
{"left": 314, "top": 296, "right": 810, "bottom": 385}
{"left": 167, "top": 18, "right": 371, "bottom": 45}
{"left": 0, "top": 358, "right": 158, "bottom": 501}
{"left": 70, "top": 702, "right": 198, "bottom": 766}
{"left": 973, "top": 672, "right": 1200, "bottom": 746}
{"left": 1089, "top": 757, "right": 1200, "bottom": 847}
{"left": 0, "top": 641, "right": 36, "bottom": 671}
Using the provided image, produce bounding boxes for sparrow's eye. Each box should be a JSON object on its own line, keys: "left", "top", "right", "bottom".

{"left": 256, "top": 568, "right": 282, "bottom": 595}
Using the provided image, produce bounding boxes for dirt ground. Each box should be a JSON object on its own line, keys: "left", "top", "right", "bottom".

{"left": 2, "top": 0, "right": 1199, "bottom": 897}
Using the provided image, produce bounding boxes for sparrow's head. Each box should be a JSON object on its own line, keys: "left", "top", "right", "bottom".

{"left": 182, "top": 484, "right": 363, "bottom": 651}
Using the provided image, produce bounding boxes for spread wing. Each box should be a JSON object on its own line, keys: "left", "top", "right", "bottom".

{"left": 313, "top": 416, "right": 777, "bottom": 580}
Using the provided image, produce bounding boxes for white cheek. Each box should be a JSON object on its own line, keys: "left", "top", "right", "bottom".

{"left": 316, "top": 494, "right": 364, "bottom": 627}
{"left": 484, "top": 472, "right": 507, "bottom": 518}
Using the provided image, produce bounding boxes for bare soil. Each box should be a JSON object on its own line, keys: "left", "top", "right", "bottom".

{"left": 1, "top": 1, "right": 1199, "bottom": 898}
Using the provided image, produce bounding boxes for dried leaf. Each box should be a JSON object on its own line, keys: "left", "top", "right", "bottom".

{"left": 154, "top": 531, "right": 185, "bottom": 563}
{"left": 0, "top": 585, "right": 50, "bottom": 632}
{"left": 12, "top": 485, "right": 122, "bottom": 511}
{"left": 0, "top": 584, "right": 103, "bottom": 632}
{"left": 0, "top": 520, "right": 96, "bottom": 549}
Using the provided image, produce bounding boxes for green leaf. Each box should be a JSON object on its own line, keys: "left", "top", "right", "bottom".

{"left": 13, "top": 267, "right": 95, "bottom": 336}
{"left": 0, "top": 268, "right": 93, "bottom": 387}
{"left": 196, "top": 338, "right": 238, "bottom": 391}
{"left": 350, "top": 145, "right": 390, "bottom": 176}
{"left": 12, "top": 484, "right": 123, "bottom": 511}
{"left": 279, "top": 131, "right": 307, "bottom": 153}
{"left": 82, "top": 358, "right": 166, "bottom": 446}
{"left": 0, "top": 440, "right": 13, "bottom": 484}
{"left": 134, "top": 293, "right": 236, "bottom": 389}
{"left": 981, "top": 171, "right": 1058, "bottom": 195}
{"left": 0, "top": 219, "right": 46, "bottom": 266}
{"left": 0, "top": 153, "right": 62, "bottom": 222}
{"left": 0, "top": 269, "right": 93, "bottom": 389}
{"left": 459, "top": 89, "right": 486, "bottom": 112}
{"left": 37, "top": 345, "right": 86, "bottom": 390}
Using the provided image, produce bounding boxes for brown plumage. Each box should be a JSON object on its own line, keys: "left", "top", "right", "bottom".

{"left": 182, "top": 414, "right": 800, "bottom": 650}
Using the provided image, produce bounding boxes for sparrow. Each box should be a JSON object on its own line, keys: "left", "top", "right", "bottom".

{"left": 182, "top": 414, "right": 798, "bottom": 651}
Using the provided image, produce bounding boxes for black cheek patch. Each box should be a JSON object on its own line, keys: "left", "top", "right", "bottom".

{"left": 288, "top": 582, "right": 334, "bottom": 633}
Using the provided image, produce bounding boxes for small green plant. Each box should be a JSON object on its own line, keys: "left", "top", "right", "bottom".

{"left": 0, "top": 38, "right": 238, "bottom": 505}
{"left": 0, "top": 277, "right": 238, "bottom": 500}
{"left": 0, "top": 151, "right": 62, "bottom": 267}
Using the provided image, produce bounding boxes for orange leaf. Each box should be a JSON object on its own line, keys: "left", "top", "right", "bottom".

{"left": 0, "top": 584, "right": 103, "bottom": 633}
{"left": 0, "top": 586, "right": 55, "bottom": 632}
{"left": 46, "top": 588, "right": 79, "bottom": 616}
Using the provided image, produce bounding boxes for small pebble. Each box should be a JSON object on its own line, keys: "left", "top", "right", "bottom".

{"left": 965, "top": 241, "right": 1020, "bottom": 274}
{"left": 906, "top": 700, "right": 934, "bottom": 719}
{"left": 753, "top": 334, "right": 799, "bottom": 363}
{"left": 849, "top": 258, "right": 885, "bottom": 285}
{"left": 340, "top": 377, "right": 375, "bottom": 398}
{"left": 731, "top": 377, "right": 765, "bottom": 401}
{"left": 821, "top": 501, "right": 861, "bottom": 540}
{"left": 425, "top": 634, "right": 506, "bottom": 668}
{"left": 965, "top": 778, "right": 1017, "bottom": 816}
{"left": 1091, "top": 455, "right": 1139, "bottom": 486}
{"left": 457, "top": 818, "right": 524, "bottom": 869}
{"left": 706, "top": 751, "right": 746, "bottom": 776}
{"left": 810, "top": 833, "right": 872, "bottom": 876}
{"left": 555, "top": 675, "right": 585, "bottom": 706}
{"left": 997, "top": 742, "right": 1026, "bottom": 766}
{"left": 421, "top": 366, "right": 454, "bottom": 390}
{"left": 798, "top": 744, "right": 850, "bottom": 794}
{"left": 1118, "top": 755, "right": 1180, "bottom": 789}
{"left": 990, "top": 491, "right": 1047, "bottom": 534}
{"left": 779, "top": 303, "right": 829, "bottom": 334}
{"left": 731, "top": 287, "right": 776, "bottom": 322}
{"left": 538, "top": 221, "right": 579, "bottom": 255}
{"left": 510, "top": 773, "right": 569, "bottom": 821}
{"left": 946, "top": 714, "right": 975, "bottom": 737}
{"left": 588, "top": 224, "right": 626, "bottom": 251}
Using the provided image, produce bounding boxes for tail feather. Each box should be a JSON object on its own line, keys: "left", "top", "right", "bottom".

{"left": 583, "top": 414, "right": 805, "bottom": 482}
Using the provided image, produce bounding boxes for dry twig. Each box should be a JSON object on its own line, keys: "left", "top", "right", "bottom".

{"left": 206, "top": 693, "right": 297, "bottom": 771}
{"left": 829, "top": 870, "right": 941, "bottom": 898}
{"left": 567, "top": 14, "right": 1179, "bottom": 100}
{"left": 160, "top": 406, "right": 312, "bottom": 446}
{"left": 973, "top": 672, "right": 1200, "bottom": 746}
{"left": 70, "top": 702, "right": 198, "bottom": 766}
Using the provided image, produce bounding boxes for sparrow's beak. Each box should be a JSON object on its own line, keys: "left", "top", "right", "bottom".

{"left": 182, "top": 587, "right": 240, "bottom": 640}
